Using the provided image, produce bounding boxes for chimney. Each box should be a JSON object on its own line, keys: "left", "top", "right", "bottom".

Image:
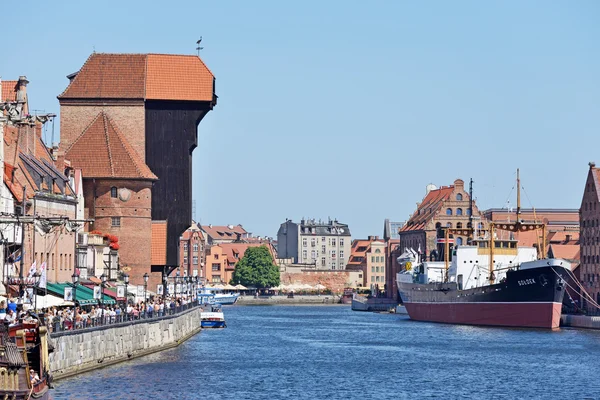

{"left": 590, "top": 162, "right": 596, "bottom": 169}
{"left": 565, "top": 234, "right": 572, "bottom": 243}
{"left": 16, "top": 76, "right": 29, "bottom": 116}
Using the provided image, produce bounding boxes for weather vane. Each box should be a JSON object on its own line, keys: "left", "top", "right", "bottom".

{"left": 196, "top": 37, "right": 204, "bottom": 56}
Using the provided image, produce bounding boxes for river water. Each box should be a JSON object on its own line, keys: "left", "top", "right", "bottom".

{"left": 53, "top": 305, "right": 600, "bottom": 399}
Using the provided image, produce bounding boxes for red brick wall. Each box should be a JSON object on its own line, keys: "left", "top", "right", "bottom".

{"left": 280, "top": 271, "right": 356, "bottom": 294}
{"left": 83, "top": 178, "right": 153, "bottom": 287}
{"left": 59, "top": 102, "right": 146, "bottom": 161}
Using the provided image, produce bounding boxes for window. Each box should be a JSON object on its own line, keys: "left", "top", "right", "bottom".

{"left": 456, "top": 208, "right": 463, "bottom": 216}
{"left": 183, "top": 256, "right": 188, "bottom": 265}
{"left": 376, "top": 256, "right": 380, "bottom": 263}
{"left": 212, "top": 263, "right": 221, "bottom": 271}
{"left": 111, "top": 217, "right": 121, "bottom": 227}
{"left": 371, "top": 276, "right": 375, "bottom": 283}
{"left": 303, "top": 238, "right": 307, "bottom": 247}
{"left": 331, "top": 250, "right": 336, "bottom": 258}
{"left": 183, "top": 243, "right": 188, "bottom": 251}
{"left": 466, "top": 209, "right": 472, "bottom": 216}
{"left": 332, "top": 239, "right": 336, "bottom": 246}
{"left": 193, "top": 256, "right": 198, "bottom": 265}
{"left": 302, "top": 250, "right": 308, "bottom": 260}
{"left": 446, "top": 208, "right": 453, "bottom": 215}
{"left": 60, "top": 254, "right": 63, "bottom": 270}
{"left": 456, "top": 193, "right": 463, "bottom": 201}
{"left": 311, "top": 239, "right": 316, "bottom": 247}
{"left": 371, "top": 256, "right": 375, "bottom": 262}
{"left": 212, "top": 276, "right": 221, "bottom": 283}
{"left": 447, "top": 222, "right": 452, "bottom": 228}
{"left": 193, "top": 244, "right": 199, "bottom": 252}
{"left": 311, "top": 250, "right": 316, "bottom": 259}
{"left": 457, "top": 222, "right": 463, "bottom": 229}
{"left": 376, "top": 266, "right": 379, "bottom": 273}
{"left": 376, "top": 276, "right": 380, "bottom": 282}
{"left": 340, "top": 239, "right": 344, "bottom": 246}
{"left": 375, "top": 248, "right": 381, "bottom": 253}
{"left": 456, "top": 237, "right": 463, "bottom": 246}
{"left": 322, "top": 237, "right": 326, "bottom": 242}
{"left": 215, "top": 254, "right": 219, "bottom": 260}
{"left": 110, "top": 187, "right": 118, "bottom": 198}
{"left": 371, "top": 267, "right": 375, "bottom": 272}
{"left": 340, "top": 250, "right": 344, "bottom": 259}
{"left": 321, "top": 257, "right": 326, "bottom": 266}
{"left": 321, "top": 245, "right": 326, "bottom": 254}
{"left": 331, "top": 263, "right": 336, "bottom": 270}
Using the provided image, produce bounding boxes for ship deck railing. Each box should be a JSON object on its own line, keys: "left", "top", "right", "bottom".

{"left": 49, "top": 300, "right": 201, "bottom": 335}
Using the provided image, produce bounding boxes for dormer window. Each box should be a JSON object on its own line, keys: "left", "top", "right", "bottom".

{"left": 456, "top": 193, "right": 463, "bottom": 201}
{"left": 111, "top": 187, "right": 118, "bottom": 198}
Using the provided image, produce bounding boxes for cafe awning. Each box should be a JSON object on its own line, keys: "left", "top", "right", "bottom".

{"left": 45, "top": 283, "right": 115, "bottom": 305}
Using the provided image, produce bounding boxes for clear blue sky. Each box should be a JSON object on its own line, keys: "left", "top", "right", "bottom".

{"left": 1, "top": 1, "right": 599, "bottom": 239}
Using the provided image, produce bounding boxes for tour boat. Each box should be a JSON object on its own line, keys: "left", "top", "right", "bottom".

{"left": 396, "top": 172, "right": 570, "bottom": 329}
{"left": 200, "top": 304, "right": 226, "bottom": 329}
{"left": 197, "top": 287, "right": 239, "bottom": 305}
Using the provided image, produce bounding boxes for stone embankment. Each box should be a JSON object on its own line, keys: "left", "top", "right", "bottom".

{"left": 237, "top": 295, "right": 343, "bottom": 305}
{"left": 49, "top": 306, "right": 202, "bottom": 380}
{"left": 561, "top": 314, "right": 600, "bottom": 329}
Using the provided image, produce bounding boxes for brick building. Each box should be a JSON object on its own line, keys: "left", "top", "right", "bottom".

{"left": 580, "top": 162, "right": 600, "bottom": 309}
{"left": 179, "top": 222, "right": 205, "bottom": 278}
{"left": 1, "top": 77, "right": 79, "bottom": 287}
{"left": 399, "top": 179, "right": 486, "bottom": 262}
{"left": 58, "top": 52, "right": 216, "bottom": 288}
{"left": 346, "top": 236, "right": 386, "bottom": 288}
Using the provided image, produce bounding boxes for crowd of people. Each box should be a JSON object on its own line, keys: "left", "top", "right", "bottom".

{"left": 0, "top": 295, "right": 197, "bottom": 332}
{"left": 46, "top": 295, "right": 196, "bottom": 331}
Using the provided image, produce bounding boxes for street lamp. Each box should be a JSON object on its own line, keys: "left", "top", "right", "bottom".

{"left": 162, "top": 275, "right": 168, "bottom": 301}
{"left": 194, "top": 276, "right": 199, "bottom": 301}
{"left": 71, "top": 272, "right": 79, "bottom": 309}
{"left": 175, "top": 270, "right": 180, "bottom": 299}
{"left": 143, "top": 273, "right": 149, "bottom": 303}
{"left": 100, "top": 273, "right": 107, "bottom": 324}
{"left": 183, "top": 276, "right": 189, "bottom": 299}
{"left": 123, "top": 273, "right": 129, "bottom": 311}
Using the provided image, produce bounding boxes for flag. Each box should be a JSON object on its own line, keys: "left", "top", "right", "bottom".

{"left": 38, "top": 262, "right": 47, "bottom": 289}
{"left": 27, "top": 261, "right": 37, "bottom": 278}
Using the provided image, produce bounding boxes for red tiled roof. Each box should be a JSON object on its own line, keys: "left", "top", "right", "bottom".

{"left": 59, "top": 53, "right": 214, "bottom": 102}
{"left": 1, "top": 80, "right": 18, "bottom": 102}
{"left": 64, "top": 112, "right": 157, "bottom": 180}
{"left": 151, "top": 221, "right": 168, "bottom": 266}
{"left": 549, "top": 244, "right": 580, "bottom": 263}
{"left": 146, "top": 54, "right": 214, "bottom": 101}
{"left": 547, "top": 231, "right": 579, "bottom": 245}
{"left": 216, "top": 242, "right": 276, "bottom": 266}
{"left": 201, "top": 225, "right": 247, "bottom": 240}
{"left": 400, "top": 185, "right": 455, "bottom": 232}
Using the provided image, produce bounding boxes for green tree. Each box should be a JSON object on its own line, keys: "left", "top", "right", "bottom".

{"left": 230, "top": 246, "right": 280, "bottom": 289}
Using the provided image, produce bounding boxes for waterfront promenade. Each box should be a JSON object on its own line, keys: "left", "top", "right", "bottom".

{"left": 236, "top": 294, "right": 343, "bottom": 305}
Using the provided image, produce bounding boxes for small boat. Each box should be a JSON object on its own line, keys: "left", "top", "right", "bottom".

{"left": 0, "top": 315, "right": 53, "bottom": 399}
{"left": 351, "top": 293, "right": 397, "bottom": 312}
{"left": 197, "top": 287, "right": 240, "bottom": 305}
{"left": 200, "top": 304, "right": 226, "bottom": 329}
{"left": 341, "top": 288, "right": 353, "bottom": 304}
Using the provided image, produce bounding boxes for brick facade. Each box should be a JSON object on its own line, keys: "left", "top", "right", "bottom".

{"left": 83, "top": 179, "right": 153, "bottom": 287}
{"left": 179, "top": 223, "right": 205, "bottom": 278}
{"left": 580, "top": 162, "right": 600, "bottom": 311}
{"left": 60, "top": 102, "right": 146, "bottom": 161}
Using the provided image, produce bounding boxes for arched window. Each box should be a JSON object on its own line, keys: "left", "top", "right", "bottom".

{"left": 456, "top": 222, "right": 463, "bottom": 229}
{"left": 456, "top": 208, "right": 463, "bottom": 216}
{"left": 456, "top": 193, "right": 463, "bottom": 201}
{"left": 456, "top": 237, "right": 463, "bottom": 246}
{"left": 446, "top": 222, "right": 452, "bottom": 228}
{"left": 446, "top": 208, "right": 453, "bottom": 215}
{"left": 110, "top": 187, "right": 118, "bottom": 198}
{"left": 466, "top": 209, "right": 472, "bottom": 216}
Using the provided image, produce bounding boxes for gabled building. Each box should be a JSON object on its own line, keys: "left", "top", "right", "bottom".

{"left": 399, "top": 179, "right": 486, "bottom": 262}
{"left": 277, "top": 218, "right": 352, "bottom": 269}
{"left": 179, "top": 222, "right": 206, "bottom": 278}
{"left": 200, "top": 224, "right": 248, "bottom": 245}
{"left": 58, "top": 52, "right": 217, "bottom": 289}
{"left": 580, "top": 162, "right": 600, "bottom": 309}
{"left": 346, "top": 236, "right": 385, "bottom": 289}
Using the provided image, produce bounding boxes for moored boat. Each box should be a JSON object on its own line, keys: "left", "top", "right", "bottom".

{"left": 396, "top": 171, "right": 570, "bottom": 329}
{"left": 341, "top": 288, "right": 353, "bottom": 304}
{"left": 200, "top": 304, "right": 226, "bottom": 328}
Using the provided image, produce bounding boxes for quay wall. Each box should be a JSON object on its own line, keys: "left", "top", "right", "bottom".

{"left": 237, "top": 295, "right": 342, "bottom": 305}
{"left": 49, "top": 307, "right": 202, "bottom": 380}
{"left": 561, "top": 314, "right": 600, "bottom": 330}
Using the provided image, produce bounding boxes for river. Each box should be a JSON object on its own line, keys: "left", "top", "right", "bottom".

{"left": 53, "top": 305, "right": 600, "bottom": 399}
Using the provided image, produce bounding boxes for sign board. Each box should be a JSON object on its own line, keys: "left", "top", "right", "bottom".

{"left": 157, "top": 285, "right": 164, "bottom": 295}
{"left": 93, "top": 286, "right": 102, "bottom": 300}
{"left": 64, "top": 287, "right": 73, "bottom": 301}
{"left": 116, "top": 285, "right": 125, "bottom": 298}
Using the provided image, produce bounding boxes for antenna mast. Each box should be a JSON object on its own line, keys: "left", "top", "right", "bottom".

{"left": 196, "top": 37, "right": 204, "bottom": 56}
{"left": 516, "top": 168, "right": 521, "bottom": 223}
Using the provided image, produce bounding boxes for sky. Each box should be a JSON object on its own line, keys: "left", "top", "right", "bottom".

{"left": 1, "top": 1, "right": 599, "bottom": 239}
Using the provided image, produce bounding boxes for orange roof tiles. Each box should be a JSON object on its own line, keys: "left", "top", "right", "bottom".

{"left": 146, "top": 54, "right": 214, "bottom": 101}
{"left": 400, "top": 186, "right": 455, "bottom": 232}
{"left": 549, "top": 244, "right": 580, "bottom": 263}
{"left": 59, "top": 53, "right": 214, "bottom": 102}
{"left": 151, "top": 221, "right": 168, "bottom": 265}
{"left": 64, "top": 112, "right": 157, "bottom": 180}
{"left": 1, "top": 80, "right": 18, "bottom": 102}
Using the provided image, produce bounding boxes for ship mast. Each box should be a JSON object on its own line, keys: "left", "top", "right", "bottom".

{"left": 468, "top": 178, "right": 474, "bottom": 244}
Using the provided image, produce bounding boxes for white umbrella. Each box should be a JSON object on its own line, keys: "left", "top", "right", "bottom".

{"left": 234, "top": 284, "right": 248, "bottom": 290}
{"left": 224, "top": 284, "right": 237, "bottom": 290}
{"left": 314, "top": 284, "right": 327, "bottom": 290}
{"left": 213, "top": 284, "right": 225, "bottom": 290}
